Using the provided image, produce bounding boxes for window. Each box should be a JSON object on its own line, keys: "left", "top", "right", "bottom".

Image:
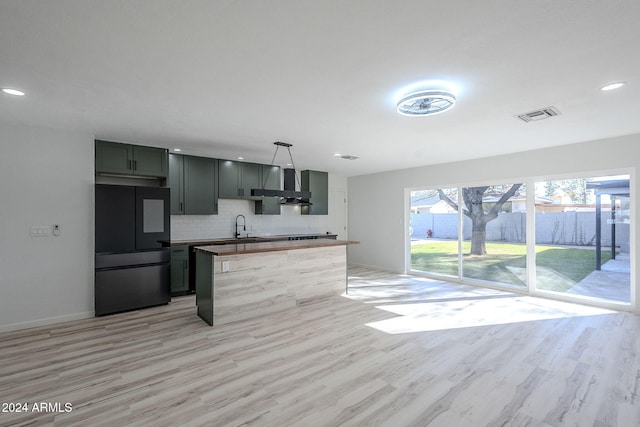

{"left": 408, "top": 173, "right": 631, "bottom": 307}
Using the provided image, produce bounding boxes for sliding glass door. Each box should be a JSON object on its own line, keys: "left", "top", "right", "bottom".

{"left": 409, "top": 173, "right": 631, "bottom": 307}
{"left": 534, "top": 175, "right": 631, "bottom": 303}
{"left": 410, "top": 183, "right": 527, "bottom": 289}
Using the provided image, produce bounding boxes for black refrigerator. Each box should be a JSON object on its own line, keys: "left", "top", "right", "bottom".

{"left": 95, "top": 184, "right": 171, "bottom": 316}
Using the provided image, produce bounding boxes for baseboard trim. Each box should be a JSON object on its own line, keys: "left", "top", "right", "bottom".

{"left": 0, "top": 311, "right": 95, "bottom": 333}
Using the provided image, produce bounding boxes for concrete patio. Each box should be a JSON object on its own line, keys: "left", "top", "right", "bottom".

{"left": 566, "top": 252, "right": 631, "bottom": 303}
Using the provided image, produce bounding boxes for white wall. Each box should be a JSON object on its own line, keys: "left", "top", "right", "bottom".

{"left": 0, "top": 121, "right": 94, "bottom": 331}
{"left": 348, "top": 134, "right": 640, "bottom": 276}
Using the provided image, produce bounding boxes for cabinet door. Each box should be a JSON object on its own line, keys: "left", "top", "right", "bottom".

{"left": 170, "top": 246, "right": 189, "bottom": 293}
{"left": 301, "top": 170, "right": 328, "bottom": 215}
{"left": 218, "top": 160, "right": 241, "bottom": 198}
{"left": 168, "top": 154, "right": 184, "bottom": 214}
{"left": 95, "top": 140, "right": 133, "bottom": 175}
{"left": 262, "top": 165, "right": 281, "bottom": 191}
{"left": 132, "top": 146, "right": 168, "bottom": 177}
{"left": 184, "top": 156, "right": 218, "bottom": 214}
{"left": 241, "top": 162, "right": 262, "bottom": 199}
{"left": 255, "top": 165, "right": 281, "bottom": 215}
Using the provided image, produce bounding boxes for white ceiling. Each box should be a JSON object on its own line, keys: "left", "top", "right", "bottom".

{"left": 1, "top": 1, "right": 639, "bottom": 177}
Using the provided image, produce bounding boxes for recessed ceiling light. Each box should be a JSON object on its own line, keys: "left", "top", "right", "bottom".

{"left": 333, "top": 153, "right": 342, "bottom": 157}
{"left": 601, "top": 82, "right": 625, "bottom": 91}
{"left": 396, "top": 89, "right": 456, "bottom": 116}
{"left": 173, "top": 148, "right": 182, "bottom": 152}
{"left": 2, "top": 88, "right": 26, "bottom": 96}
{"left": 237, "top": 156, "right": 244, "bottom": 160}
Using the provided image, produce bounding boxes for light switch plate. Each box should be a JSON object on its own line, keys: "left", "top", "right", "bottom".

{"left": 222, "top": 260, "right": 230, "bottom": 273}
{"left": 30, "top": 226, "right": 50, "bottom": 237}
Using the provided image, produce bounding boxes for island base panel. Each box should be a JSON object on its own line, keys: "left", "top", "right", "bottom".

{"left": 198, "top": 245, "right": 347, "bottom": 326}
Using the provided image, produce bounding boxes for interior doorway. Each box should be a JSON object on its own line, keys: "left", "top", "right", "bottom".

{"left": 329, "top": 189, "right": 347, "bottom": 240}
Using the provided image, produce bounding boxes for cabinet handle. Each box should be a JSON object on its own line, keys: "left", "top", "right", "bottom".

{"left": 128, "top": 159, "right": 132, "bottom": 170}
{"left": 133, "top": 160, "right": 137, "bottom": 170}
{"left": 180, "top": 202, "right": 183, "bottom": 212}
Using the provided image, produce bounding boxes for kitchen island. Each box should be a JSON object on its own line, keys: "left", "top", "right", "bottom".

{"left": 194, "top": 239, "right": 357, "bottom": 326}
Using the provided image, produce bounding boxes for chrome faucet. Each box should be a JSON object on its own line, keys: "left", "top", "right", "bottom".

{"left": 234, "top": 214, "right": 246, "bottom": 238}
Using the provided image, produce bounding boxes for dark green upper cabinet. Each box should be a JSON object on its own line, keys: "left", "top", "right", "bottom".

{"left": 262, "top": 165, "right": 281, "bottom": 190}
{"left": 218, "top": 160, "right": 261, "bottom": 200}
{"left": 301, "top": 170, "right": 328, "bottom": 215}
{"left": 132, "top": 145, "right": 168, "bottom": 177}
{"left": 242, "top": 162, "right": 262, "bottom": 199}
{"left": 184, "top": 156, "right": 218, "bottom": 214}
{"left": 95, "top": 140, "right": 132, "bottom": 175}
{"left": 169, "top": 154, "right": 218, "bottom": 215}
{"left": 169, "top": 154, "right": 184, "bottom": 214}
{"left": 95, "top": 140, "right": 168, "bottom": 178}
{"left": 255, "top": 165, "right": 281, "bottom": 215}
{"left": 218, "top": 160, "right": 240, "bottom": 199}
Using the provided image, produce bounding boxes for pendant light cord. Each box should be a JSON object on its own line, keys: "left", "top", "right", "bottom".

{"left": 260, "top": 142, "right": 300, "bottom": 190}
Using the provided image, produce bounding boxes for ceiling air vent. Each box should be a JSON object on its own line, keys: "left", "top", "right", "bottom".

{"left": 516, "top": 106, "right": 561, "bottom": 123}
{"left": 338, "top": 154, "right": 359, "bottom": 160}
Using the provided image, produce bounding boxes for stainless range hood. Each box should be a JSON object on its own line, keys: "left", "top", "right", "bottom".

{"left": 251, "top": 142, "right": 311, "bottom": 205}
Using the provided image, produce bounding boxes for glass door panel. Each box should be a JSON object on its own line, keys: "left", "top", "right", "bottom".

{"left": 410, "top": 188, "right": 460, "bottom": 277}
{"left": 534, "top": 175, "right": 631, "bottom": 303}
{"left": 460, "top": 183, "right": 527, "bottom": 288}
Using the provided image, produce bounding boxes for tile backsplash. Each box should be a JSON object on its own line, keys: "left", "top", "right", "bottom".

{"left": 170, "top": 199, "right": 332, "bottom": 240}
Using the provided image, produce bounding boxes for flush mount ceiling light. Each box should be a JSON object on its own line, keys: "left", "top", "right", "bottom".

{"left": 2, "top": 88, "right": 26, "bottom": 96}
{"left": 396, "top": 89, "right": 456, "bottom": 116}
{"left": 334, "top": 153, "right": 359, "bottom": 160}
{"left": 601, "top": 82, "right": 625, "bottom": 91}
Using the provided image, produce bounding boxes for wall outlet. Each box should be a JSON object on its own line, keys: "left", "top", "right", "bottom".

{"left": 52, "top": 224, "right": 61, "bottom": 236}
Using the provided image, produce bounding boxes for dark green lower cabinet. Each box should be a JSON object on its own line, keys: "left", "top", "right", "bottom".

{"left": 170, "top": 246, "right": 189, "bottom": 294}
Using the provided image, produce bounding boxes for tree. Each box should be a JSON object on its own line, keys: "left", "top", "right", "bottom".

{"left": 544, "top": 181, "right": 559, "bottom": 197}
{"left": 437, "top": 184, "right": 522, "bottom": 255}
{"left": 562, "top": 178, "right": 587, "bottom": 204}
{"left": 542, "top": 179, "right": 589, "bottom": 204}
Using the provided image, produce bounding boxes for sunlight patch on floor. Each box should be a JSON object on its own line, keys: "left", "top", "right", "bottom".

{"left": 365, "top": 296, "right": 616, "bottom": 334}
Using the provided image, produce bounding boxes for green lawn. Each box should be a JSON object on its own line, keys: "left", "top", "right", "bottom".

{"left": 411, "top": 240, "right": 612, "bottom": 291}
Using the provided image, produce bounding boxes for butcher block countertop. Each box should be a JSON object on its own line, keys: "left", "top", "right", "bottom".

{"left": 194, "top": 239, "right": 358, "bottom": 256}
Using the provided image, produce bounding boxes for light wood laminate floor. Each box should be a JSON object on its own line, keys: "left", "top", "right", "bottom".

{"left": 1, "top": 266, "right": 639, "bottom": 426}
